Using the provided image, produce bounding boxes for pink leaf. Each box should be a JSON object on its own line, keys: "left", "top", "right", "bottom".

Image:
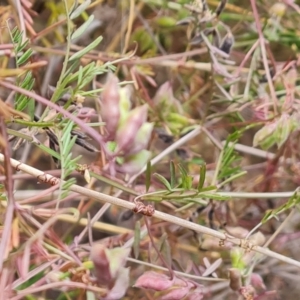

{"left": 134, "top": 271, "right": 174, "bottom": 291}
{"left": 90, "top": 244, "right": 113, "bottom": 286}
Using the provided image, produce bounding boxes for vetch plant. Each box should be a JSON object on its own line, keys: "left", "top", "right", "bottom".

{"left": 98, "top": 73, "right": 153, "bottom": 175}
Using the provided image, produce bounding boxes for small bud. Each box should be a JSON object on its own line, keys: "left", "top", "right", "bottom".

{"left": 115, "top": 104, "right": 148, "bottom": 154}
{"left": 100, "top": 73, "right": 121, "bottom": 139}
{"left": 127, "top": 122, "right": 154, "bottom": 155}
{"left": 115, "top": 150, "right": 151, "bottom": 175}
{"left": 46, "top": 271, "right": 70, "bottom": 292}
{"left": 153, "top": 81, "right": 173, "bottom": 106}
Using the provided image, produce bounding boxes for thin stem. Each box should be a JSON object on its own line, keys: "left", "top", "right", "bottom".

{"left": 250, "top": 0, "right": 278, "bottom": 114}
{"left": 8, "top": 119, "right": 54, "bottom": 127}
{"left": 1, "top": 153, "right": 300, "bottom": 268}
{"left": 126, "top": 257, "right": 227, "bottom": 282}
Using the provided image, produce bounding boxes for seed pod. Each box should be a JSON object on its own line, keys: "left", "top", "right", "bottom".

{"left": 220, "top": 32, "right": 234, "bottom": 54}
{"left": 215, "top": 0, "right": 227, "bottom": 17}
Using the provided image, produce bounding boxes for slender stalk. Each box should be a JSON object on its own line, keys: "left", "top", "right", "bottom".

{"left": 1, "top": 153, "right": 300, "bottom": 268}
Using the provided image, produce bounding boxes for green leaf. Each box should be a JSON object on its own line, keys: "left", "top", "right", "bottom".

{"left": 16, "top": 39, "right": 29, "bottom": 53}
{"left": 170, "top": 161, "right": 176, "bottom": 189}
{"left": 20, "top": 71, "right": 33, "bottom": 87}
{"left": 155, "top": 16, "right": 177, "bottom": 27}
{"left": 62, "top": 178, "right": 77, "bottom": 191}
{"left": 69, "top": 0, "right": 78, "bottom": 17}
{"left": 17, "top": 48, "right": 33, "bottom": 65}
{"left": 16, "top": 95, "right": 29, "bottom": 111}
{"left": 198, "top": 192, "right": 230, "bottom": 201}
{"left": 27, "top": 98, "right": 35, "bottom": 121}
{"left": 12, "top": 29, "right": 22, "bottom": 44}
{"left": 154, "top": 173, "right": 172, "bottom": 191}
{"left": 261, "top": 210, "right": 273, "bottom": 223}
{"left": 178, "top": 164, "right": 192, "bottom": 189}
{"left": 70, "top": 0, "right": 91, "bottom": 20}
{"left": 69, "top": 36, "right": 103, "bottom": 61}
{"left": 37, "top": 144, "right": 61, "bottom": 160}
{"left": 178, "top": 164, "right": 188, "bottom": 178}
{"left": 71, "top": 15, "right": 94, "bottom": 40}
{"left": 197, "top": 163, "right": 206, "bottom": 191}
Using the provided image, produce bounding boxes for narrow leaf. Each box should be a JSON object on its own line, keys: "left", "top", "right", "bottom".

{"left": 178, "top": 164, "right": 188, "bottom": 178}
{"left": 153, "top": 173, "right": 172, "bottom": 191}
{"left": 69, "top": 36, "right": 103, "bottom": 61}
{"left": 16, "top": 95, "right": 29, "bottom": 111}
{"left": 197, "top": 163, "right": 206, "bottom": 191}
{"left": 16, "top": 39, "right": 29, "bottom": 53}
{"left": 17, "top": 48, "right": 33, "bottom": 65}
{"left": 27, "top": 98, "right": 35, "bottom": 121}
{"left": 170, "top": 161, "right": 176, "bottom": 189}
{"left": 37, "top": 144, "right": 61, "bottom": 160}
{"left": 70, "top": 0, "right": 91, "bottom": 20}
{"left": 71, "top": 15, "right": 94, "bottom": 40}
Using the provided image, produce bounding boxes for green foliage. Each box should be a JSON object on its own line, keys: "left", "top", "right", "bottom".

{"left": 69, "top": 0, "right": 91, "bottom": 20}
{"left": 57, "top": 120, "right": 81, "bottom": 202}
{"left": 217, "top": 131, "right": 245, "bottom": 184}
{"left": 9, "top": 28, "right": 35, "bottom": 119}
{"left": 262, "top": 189, "right": 300, "bottom": 223}
{"left": 151, "top": 161, "right": 229, "bottom": 205}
